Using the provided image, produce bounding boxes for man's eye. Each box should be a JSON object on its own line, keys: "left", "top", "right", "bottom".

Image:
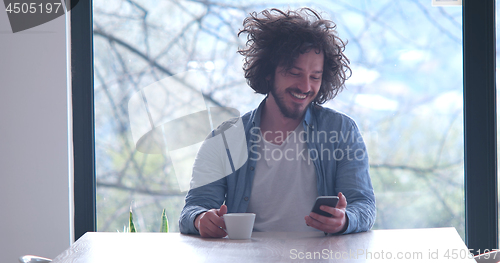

{"left": 289, "top": 72, "right": 299, "bottom": 76}
{"left": 311, "top": 76, "right": 321, "bottom": 80}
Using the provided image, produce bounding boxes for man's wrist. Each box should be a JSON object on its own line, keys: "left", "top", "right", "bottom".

{"left": 328, "top": 213, "right": 349, "bottom": 235}
{"left": 193, "top": 212, "right": 204, "bottom": 232}
{"left": 194, "top": 211, "right": 206, "bottom": 232}
{"left": 339, "top": 213, "right": 349, "bottom": 234}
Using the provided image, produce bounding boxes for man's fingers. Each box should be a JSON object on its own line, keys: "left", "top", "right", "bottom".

{"left": 216, "top": 205, "right": 227, "bottom": 229}
{"left": 309, "top": 211, "right": 343, "bottom": 229}
{"left": 217, "top": 204, "right": 228, "bottom": 217}
{"left": 305, "top": 194, "right": 348, "bottom": 234}
{"left": 310, "top": 211, "right": 334, "bottom": 224}
{"left": 209, "top": 213, "right": 226, "bottom": 229}
{"left": 198, "top": 209, "right": 227, "bottom": 238}
{"left": 206, "top": 223, "right": 227, "bottom": 237}
{"left": 319, "top": 205, "right": 336, "bottom": 217}
{"left": 200, "top": 223, "right": 226, "bottom": 238}
{"left": 306, "top": 214, "right": 343, "bottom": 233}
{"left": 200, "top": 216, "right": 226, "bottom": 237}
{"left": 337, "top": 192, "right": 347, "bottom": 209}
{"left": 319, "top": 205, "right": 345, "bottom": 219}
{"left": 202, "top": 211, "right": 225, "bottom": 229}
{"left": 305, "top": 215, "right": 333, "bottom": 233}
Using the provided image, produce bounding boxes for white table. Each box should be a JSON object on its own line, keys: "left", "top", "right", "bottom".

{"left": 52, "top": 227, "right": 476, "bottom": 262}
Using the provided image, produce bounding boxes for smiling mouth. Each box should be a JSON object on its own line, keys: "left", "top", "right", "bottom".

{"left": 290, "top": 91, "right": 307, "bottom": 99}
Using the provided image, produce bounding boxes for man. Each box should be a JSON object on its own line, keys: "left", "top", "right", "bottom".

{"left": 179, "top": 8, "right": 375, "bottom": 237}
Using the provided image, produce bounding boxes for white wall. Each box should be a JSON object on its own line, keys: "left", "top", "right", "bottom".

{"left": 0, "top": 8, "right": 71, "bottom": 263}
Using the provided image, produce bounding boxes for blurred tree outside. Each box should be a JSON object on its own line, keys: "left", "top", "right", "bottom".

{"left": 93, "top": 0, "right": 464, "bottom": 236}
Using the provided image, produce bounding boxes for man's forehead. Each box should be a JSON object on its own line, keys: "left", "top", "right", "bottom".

{"left": 290, "top": 51, "right": 324, "bottom": 70}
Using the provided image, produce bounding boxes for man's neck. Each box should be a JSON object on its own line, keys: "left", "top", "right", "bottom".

{"left": 260, "top": 97, "right": 304, "bottom": 145}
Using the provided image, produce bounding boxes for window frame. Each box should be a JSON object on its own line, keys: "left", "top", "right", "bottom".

{"left": 71, "top": 0, "right": 498, "bottom": 251}
{"left": 71, "top": 0, "right": 96, "bottom": 240}
{"left": 463, "top": 0, "right": 498, "bottom": 252}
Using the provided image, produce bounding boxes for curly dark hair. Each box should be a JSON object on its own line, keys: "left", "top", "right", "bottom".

{"left": 238, "top": 8, "right": 351, "bottom": 104}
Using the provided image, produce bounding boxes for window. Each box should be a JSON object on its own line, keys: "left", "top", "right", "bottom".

{"left": 72, "top": 0, "right": 497, "bottom": 251}
{"left": 91, "top": 0, "right": 464, "bottom": 234}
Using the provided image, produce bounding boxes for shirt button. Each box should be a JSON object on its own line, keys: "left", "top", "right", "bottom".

{"left": 244, "top": 197, "right": 249, "bottom": 201}
{"left": 250, "top": 166, "right": 254, "bottom": 171}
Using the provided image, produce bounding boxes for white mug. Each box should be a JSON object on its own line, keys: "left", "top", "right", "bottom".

{"left": 223, "top": 213, "right": 256, "bottom": 239}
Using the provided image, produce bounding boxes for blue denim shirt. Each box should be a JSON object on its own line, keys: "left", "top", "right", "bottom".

{"left": 179, "top": 100, "right": 376, "bottom": 235}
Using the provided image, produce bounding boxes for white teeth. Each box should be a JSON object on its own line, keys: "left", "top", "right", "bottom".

{"left": 291, "top": 92, "right": 306, "bottom": 99}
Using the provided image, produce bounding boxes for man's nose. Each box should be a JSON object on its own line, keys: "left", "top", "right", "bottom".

{"left": 297, "top": 75, "right": 311, "bottom": 93}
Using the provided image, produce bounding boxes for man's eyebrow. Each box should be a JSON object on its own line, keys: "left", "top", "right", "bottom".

{"left": 291, "top": 66, "right": 323, "bottom": 73}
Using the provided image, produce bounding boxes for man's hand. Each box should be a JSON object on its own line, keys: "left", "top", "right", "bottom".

{"left": 305, "top": 192, "right": 348, "bottom": 234}
{"left": 194, "top": 204, "right": 228, "bottom": 238}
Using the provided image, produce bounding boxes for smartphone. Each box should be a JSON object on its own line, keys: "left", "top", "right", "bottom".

{"left": 311, "top": 196, "right": 339, "bottom": 217}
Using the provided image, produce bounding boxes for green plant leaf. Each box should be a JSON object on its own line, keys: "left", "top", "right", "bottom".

{"left": 160, "top": 209, "right": 169, "bottom": 233}
{"left": 129, "top": 209, "right": 137, "bottom": 233}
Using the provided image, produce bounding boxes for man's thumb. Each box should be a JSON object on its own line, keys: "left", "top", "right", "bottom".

{"left": 217, "top": 204, "right": 228, "bottom": 217}
{"left": 337, "top": 192, "right": 347, "bottom": 209}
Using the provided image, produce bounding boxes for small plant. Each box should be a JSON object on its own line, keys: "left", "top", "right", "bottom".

{"left": 129, "top": 208, "right": 137, "bottom": 232}
{"left": 160, "top": 208, "right": 169, "bottom": 233}
{"left": 122, "top": 208, "right": 169, "bottom": 233}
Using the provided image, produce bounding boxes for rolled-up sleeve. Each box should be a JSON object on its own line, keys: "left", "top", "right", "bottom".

{"left": 334, "top": 121, "right": 376, "bottom": 234}
{"left": 179, "top": 131, "right": 229, "bottom": 235}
